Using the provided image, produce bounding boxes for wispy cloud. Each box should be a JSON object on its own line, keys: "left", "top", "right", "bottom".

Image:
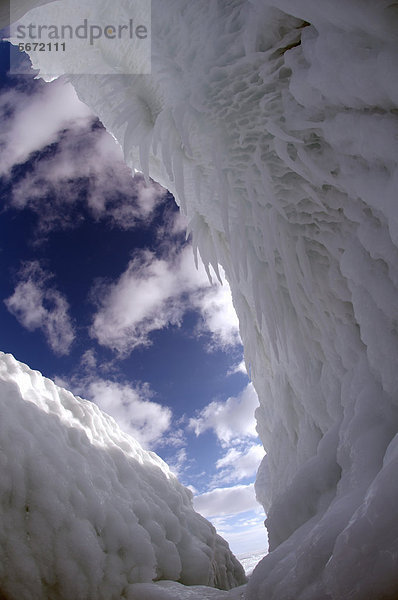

{"left": 90, "top": 249, "right": 184, "bottom": 355}
{"left": 90, "top": 244, "right": 241, "bottom": 356}
{"left": 215, "top": 444, "right": 265, "bottom": 484}
{"left": 1, "top": 67, "right": 239, "bottom": 361}
{"left": 167, "top": 447, "right": 194, "bottom": 479}
{"left": 193, "top": 484, "right": 267, "bottom": 556}
{"left": 194, "top": 483, "right": 260, "bottom": 518}
{"left": 84, "top": 378, "right": 173, "bottom": 449}
{"left": 55, "top": 350, "right": 185, "bottom": 451}
{"left": 9, "top": 131, "right": 167, "bottom": 234}
{"left": 189, "top": 383, "right": 259, "bottom": 447}
{"left": 189, "top": 382, "right": 263, "bottom": 486}
{"left": 227, "top": 360, "right": 247, "bottom": 376}
{"left": 1, "top": 77, "right": 167, "bottom": 238}
{"left": 0, "top": 78, "right": 93, "bottom": 175}
{"left": 4, "top": 260, "right": 75, "bottom": 354}
{"left": 190, "top": 277, "right": 241, "bottom": 351}
{"left": 210, "top": 512, "right": 268, "bottom": 558}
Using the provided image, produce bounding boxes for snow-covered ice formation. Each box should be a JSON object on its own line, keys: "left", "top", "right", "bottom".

{"left": 238, "top": 552, "right": 266, "bottom": 578}
{"left": 7, "top": 0, "right": 398, "bottom": 598}
{"left": 0, "top": 352, "right": 246, "bottom": 598}
{"left": 127, "top": 580, "right": 247, "bottom": 600}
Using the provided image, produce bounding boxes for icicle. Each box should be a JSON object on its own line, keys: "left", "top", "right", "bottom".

{"left": 139, "top": 139, "right": 151, "bottom": 184}
{"left": 172, "top": 149, "right": 187, "bottom": 214}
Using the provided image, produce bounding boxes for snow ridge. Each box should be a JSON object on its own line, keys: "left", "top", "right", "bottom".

{"left": 0, "top": 352, "right": 245, "bottom": 599}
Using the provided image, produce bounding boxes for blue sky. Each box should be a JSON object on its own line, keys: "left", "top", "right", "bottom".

{"left": 0, "top": 40, "right": 267, "bottom": 557}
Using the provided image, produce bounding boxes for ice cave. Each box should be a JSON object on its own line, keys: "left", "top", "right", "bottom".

{"left": 2, "top": 0, "right": 398, "bottom": 598}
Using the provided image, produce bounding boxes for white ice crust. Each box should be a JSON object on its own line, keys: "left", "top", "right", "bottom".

{"left": 0, "top": 352, "right": 245, "bottom": 598}
{"left": 8, "top": 0, "right": 398, "bottom": 598}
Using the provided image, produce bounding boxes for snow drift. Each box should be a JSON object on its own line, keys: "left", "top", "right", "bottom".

{"left": 7, "top": 0, "right": 398, "bottom": 598}
{"left": 0, "top": 352, "right": 245, "bottom": 598}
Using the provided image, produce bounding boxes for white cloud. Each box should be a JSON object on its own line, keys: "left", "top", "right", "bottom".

{"left": 4, "top": 261, "right": 75, "bottom": 355}
{"left": 0, "top": 78, "right": 93, "bottom": 175}
{"left": 191, "top": 278, "right": 241, "bottom": 350}
{"left": 1, "top": 78, "right": 167, "bottom": 236}
{"left": 168, "top": 448, "right": 191, "bottom": 478}
{"left": 80, "top": 349, "right": 97, "bottom": 370}
{"left": 189, "top": 383, "right": 259, "bottom": 447}
{"left": 189, "top": 383, "right": 263, "bottom": 486}
{"left": 90, "top": 245, "right": 241, "bottom": 356}
{"left": 162, "top": 426, "right": 187, "bottom": 449}
{"left": 8, "top": 127, "right": 167, "bottom": 234}
{"left": 227, "top": 360, "right": 247, "bottom": 376}
{"left": 193, "top": 483, "right": 260, "bottom": 518}
{"left": 176, "top": 250, "right": 241, "bottom": 349}
{"left": 84, "top": 378, "right": 172, "bottom": 449}
{"left": 215, "top": 444, "right": 265, "bottom": 484}
{"left": 90, "top": 250, "right": 182, "bottom": 355}
{"left": 2, "top": 74, "right": 239, "bottom": 356}
{"left": 193, "top": 484, "right": 267, "bottom": 556}
{"left": 186, "top": 484, "right": 198, "bottom": 496}
{"left": 211, "top": 512, "right": 268, "bottom": 558}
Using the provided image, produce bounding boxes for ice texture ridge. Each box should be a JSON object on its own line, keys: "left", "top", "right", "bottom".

{"left": 0, "top": 352, "right": 246, "bottom": 598}
{"left": 9, "top": 0, "right": 398, "bottom": 598}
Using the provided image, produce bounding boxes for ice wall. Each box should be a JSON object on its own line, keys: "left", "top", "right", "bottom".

{"left": 9, "top": 0, "right": 398, "bottom": 598}
{"left": 0, "top": 352, "right": 245, "bottom": 598}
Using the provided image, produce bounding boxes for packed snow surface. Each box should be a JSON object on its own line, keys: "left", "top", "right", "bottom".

{"left": 237, "top": 552, "right": 266, "bottom": 577}
{"left": 8, "top": 0, "right": 398, "bottom": 598}
{"left": 127, "top": 580, "right": 247, "bottom": 600}
{"left": 0, "top": 352, "right": 246, "bottom": 599}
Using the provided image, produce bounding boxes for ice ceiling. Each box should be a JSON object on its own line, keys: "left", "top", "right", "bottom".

{"left": 4, "top": 0, "right": 398, "bottom": 598}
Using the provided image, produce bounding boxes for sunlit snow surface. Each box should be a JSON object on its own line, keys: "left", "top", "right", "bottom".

{"left": 0, "top": 352, "right": 245, "bottom": 598}
{"left": 8, "top": 0, "right": 398, "bottom": 598}
{"left": 237, "top": 552, "right": 266, "bottom": 578}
